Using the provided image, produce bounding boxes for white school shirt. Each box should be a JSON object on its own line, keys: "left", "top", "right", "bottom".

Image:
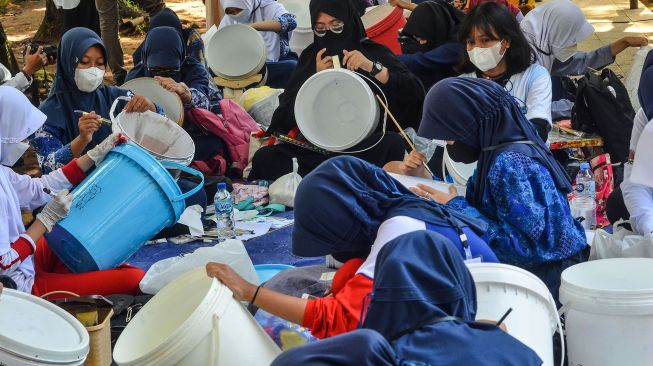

{"left": 461, "top": 63, "right": 552, "bottom": 124}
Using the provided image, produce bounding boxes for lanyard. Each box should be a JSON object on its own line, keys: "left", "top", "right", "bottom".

{"left": 482, "top": 140, "right": 536, "bottom": 152}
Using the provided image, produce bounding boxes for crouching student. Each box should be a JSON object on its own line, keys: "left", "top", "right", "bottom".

{"left": 270, "top": 231, "right": 542, "bottom": 366}
{"left": 0, "top": 85, "right": 143, "bottom": 295}
{"left": 207, "top": 156, "right": 497, "bottom": 339}
{"left": 415, "top": 77, "right": 587, "bottom": 305}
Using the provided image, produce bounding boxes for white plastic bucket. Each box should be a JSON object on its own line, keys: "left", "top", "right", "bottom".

{"left": 207, "top": 24, "right": 267, "bottom": 80}
{"left": 113, "top": 267, "right": 281, "bottom": 366}
{"left": 560, "top": 258, "right": 653, "bottom": 366}
{"left": 279, "top": 0, "right": 312, "bottom": 56}
{"left": 467, "top": 263, "right": 561, "bottom": 366}
{"left": 295, "top": 68, "right": 380, "bottom": 151}
{"left": 289, "top": 28, "right": 313, "bottom": 56}
{"left": 0, "top": 288, "right": 89, "bottom": 366}
{"left": 122, "top": 77, "right": 185, "bottom": 125}
{"left": 443, "top": 147, "right": 477, "bottom": 186}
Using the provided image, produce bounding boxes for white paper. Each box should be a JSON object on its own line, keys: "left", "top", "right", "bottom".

{"left": 388, "top": 172, "right": 466, "bottom": 196}
{"left": 177, "top": 205, "right": 205, "bottom": 237}
{"left": 235, "top": 221, "right": 273, "bottom": 241}
{"left": 244, "top": 216, "right": 294, "bottom": 229}
{"left": 234, "top": 209, "right": 259, "bottom": 221}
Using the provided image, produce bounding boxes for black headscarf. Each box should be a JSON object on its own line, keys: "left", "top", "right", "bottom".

{"left": 401, "top": 0, "right": 465, "bottom": 53}
{"left": 418, "top": 77, "right": 572, "bottom": 207}
{"left": 266, "top": 0, "right": 425, "bottom": 136}
{"left": 639, "top": 49, "right": 653, "bottom": 120}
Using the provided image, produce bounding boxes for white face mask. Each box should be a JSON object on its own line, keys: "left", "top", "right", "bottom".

{"left": 468, "top": 41, "right": 505, "bottom": 72}
{"left": 1, "top": 141, "right": 29, "bottom": 166}
{"left": 74, "top": 67, "right": 105, "bottom": 92}
{"left": 554, "top": 44, "right": 578, "bottom": 63}
{"left": 228, "top": 9, "right": 252, "bottom": 23}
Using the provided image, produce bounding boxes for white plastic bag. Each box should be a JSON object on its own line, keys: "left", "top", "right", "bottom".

{"left": 268, "top": 157, "right": 302, "bottom": 208}
{"left": 589, "top": 221, "right": 653, "bottom": 260}
{"left": 139, "top": 239, "right": 260, "bottom": 294}
{"left": 625, "top": 45, "right": 653, "bottom": 112}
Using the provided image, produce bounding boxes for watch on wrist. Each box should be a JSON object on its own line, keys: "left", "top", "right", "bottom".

{"left": 370, "top": 61, "right": 383, "bottom": 76}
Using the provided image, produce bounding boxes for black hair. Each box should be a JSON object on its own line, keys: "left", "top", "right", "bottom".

{"left": 456, "top": 2, "right": 535, "bottom": 75}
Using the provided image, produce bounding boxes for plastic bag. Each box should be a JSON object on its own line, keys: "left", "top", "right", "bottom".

{"left": 268, "top": 157, "right": 302, "bottom": 208}
{"left": 404, "top": 127, "right": 440, "bottom": 161}
{"left": 139, "top": 239, "right": 259, "bottom": 294}
{"left": 625, "top": 45, "right": 653, "bottom": 112}
{"left": 589, "top": 220, "right": 653, "bottom": 260}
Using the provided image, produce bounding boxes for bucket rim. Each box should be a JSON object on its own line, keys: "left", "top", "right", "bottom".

{"left": 363, "top": 4, "right": 403, "bottom": 34}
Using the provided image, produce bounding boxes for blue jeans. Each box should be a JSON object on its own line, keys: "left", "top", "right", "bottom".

{"left": 265, "top": 55, "right": 298, "bottom": 89}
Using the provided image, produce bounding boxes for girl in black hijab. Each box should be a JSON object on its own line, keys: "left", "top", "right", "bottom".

{"left": 248, "top": 0, "right": 425, "bottom": 181}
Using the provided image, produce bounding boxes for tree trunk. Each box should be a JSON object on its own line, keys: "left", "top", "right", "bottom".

{"left": 0, "top": 20, "right": 19, "bottom": 74}
{"left": 33, "top": 0, "right": 62, "bottom": 44}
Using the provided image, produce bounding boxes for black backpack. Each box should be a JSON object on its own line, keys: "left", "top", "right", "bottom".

{"left": 571, "top": 69, "right": 635, "bottom": 163}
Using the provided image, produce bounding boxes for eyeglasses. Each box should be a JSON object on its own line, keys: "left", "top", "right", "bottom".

{"left": 313, "top": 21, "right": 345, "bottom": 37}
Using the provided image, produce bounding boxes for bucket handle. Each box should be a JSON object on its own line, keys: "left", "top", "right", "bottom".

{"left": 40, "top": 290, "right": 81, "bottom": 299}
{"left": 162, "top": 161, "right": 205, "bottom": 202}
{"left": 109, "top": 95, "right": 133, "bottom": 126}
{"left": 554, "top": 296, "right": 565, "bottom": 366}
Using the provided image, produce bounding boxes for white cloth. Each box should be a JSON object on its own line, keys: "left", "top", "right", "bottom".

{"left": 0, "top": 64, "right": 32, "bottom": 93}
{"left": 356, "top": 216, "right": 426, "bottom": 279}
{"left": 52, "top": 0, "right": 81, "bottom": 10}
{"left": 461, "top": 63, "right": 552, "bottom": 124}
{"left": 0, "top": 86, "right": 70, "bottom": 292}
{"left": 622, "top": 109, "right": 653, "bottom": 235}
{"left": 520, "top": 0, "right": 594, "bottom": 72}
{"left": 218, "top": 0, "right": 289, "bottom": 62}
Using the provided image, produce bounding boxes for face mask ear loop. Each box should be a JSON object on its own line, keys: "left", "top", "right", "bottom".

{"left": 503, "top": 79, "right": 528, "bottom": 115}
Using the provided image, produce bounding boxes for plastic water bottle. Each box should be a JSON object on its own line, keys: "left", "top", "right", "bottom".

{"left": 214, "top": 182, "right": 235, "bottom": 239}
{"left": 571, "top": 162, "right": 596, "bottom": 230}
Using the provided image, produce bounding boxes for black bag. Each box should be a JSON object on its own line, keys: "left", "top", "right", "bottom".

{"left": 571, "top": 69, "right": 635, "bottom": 163}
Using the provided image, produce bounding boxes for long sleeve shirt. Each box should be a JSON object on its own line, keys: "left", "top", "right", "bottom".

{"left": 550, "top": 45, "right": 614, "bottom": 77}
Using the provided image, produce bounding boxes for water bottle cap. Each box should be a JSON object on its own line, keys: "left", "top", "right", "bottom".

{"left": 217, "top": 182, "right": 226, "bottom": 190}
{"left": 580, "top": 162, "right": 590, "bottom": 169}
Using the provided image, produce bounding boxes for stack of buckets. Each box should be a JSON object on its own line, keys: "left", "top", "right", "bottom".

{"left": 362, "top": 4, "right": 406, "bottom": 55}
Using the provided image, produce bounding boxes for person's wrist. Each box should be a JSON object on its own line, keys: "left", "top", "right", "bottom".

{"left": 244, "top": 283, "right": 258, "bottom": 302}
{"left": 22, "top": 67, "right": 34, "bottom": 78}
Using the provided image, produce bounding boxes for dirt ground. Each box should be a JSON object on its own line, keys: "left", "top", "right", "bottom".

{"left": 0, "top": 0, "right": 208, "bottom": 73}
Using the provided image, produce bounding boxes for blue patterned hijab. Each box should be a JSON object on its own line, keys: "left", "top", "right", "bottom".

{"left": 418, "top": 77, "right": 572, "bottom": 206}
{"left": 39, "top": 28, "right": 128, "bottom": 149}
{"left": 292, "top": 156, "right": 487, "bottom": 260}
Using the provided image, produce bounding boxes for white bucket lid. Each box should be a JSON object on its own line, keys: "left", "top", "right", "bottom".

{"left": 278, "top": 0, "right": 311, "bottom": 29}
{"left": 0, "top": 289, "right": 89, "bottom": 363}
{"left": 444, "top": 147, "right": 476, "bottom": 186}
{"left": 295, "top": 69, "right": 380, "bottom": 151}
{"left": 207, "top": 24, "right": 267, "bottom": 80}
{"left": 560, "top": 258, "right": 653, "bottom": 315}
{"left": 122, "top": 77, "right": 184, "bottom": 125}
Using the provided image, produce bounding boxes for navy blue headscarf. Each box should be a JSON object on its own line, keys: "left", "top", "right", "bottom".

{"left": 639, "top": 50, "right": 653, "bottom": 120}
{"left": 40, "top": 27, "right": 128, "bottom": 149}
{"left": 418, "top": 77, "right": 572, "bottom": 206}
{"left": 292, "top": 156, "right": 487, "bottom": 260}
{"left": 126, "top": 27, "right": 210, "bottom": 98}
{"left": 132, "top": 8, "right": 188, "bottom": 66}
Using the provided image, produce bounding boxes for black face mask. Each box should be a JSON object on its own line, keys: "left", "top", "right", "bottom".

{"left": 317, "top": 31, "right": 348, "bottom": 58}
{"left": 447, "top": 142, "right": 480, "bottom": 164}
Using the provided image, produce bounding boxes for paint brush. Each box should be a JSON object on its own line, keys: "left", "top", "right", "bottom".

{"left": 496, "top": 307, "right": 513, "bottom": 327}
{"left": 74, "top": 110, "right": 112, "bottom": 126}
{"left": 375, "top": 95, "right": 436, "bottom": 180}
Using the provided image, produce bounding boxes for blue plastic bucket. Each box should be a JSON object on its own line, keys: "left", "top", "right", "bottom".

{"left": 254, "top": 264, "right": 296, "bottom": 283}
{"left": 46, "top": 143, "right": 204, "bottom": 273}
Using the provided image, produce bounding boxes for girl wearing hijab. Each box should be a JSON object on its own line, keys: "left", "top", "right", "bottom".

{"left": 607, "top": 51, "right": 653, "bottom": 235}
{"left": 248, "top": 0, "right": 424, "bottom": 181}
{"left": 31, "top": 28, "right": 158, "bottom": 174}
{"left": 0, "top": 86, "right": 144, "bottom": 295}
{"left": 126, "top": 26, "right": 212, "bottom": 111}
{"left": 207, "top": 156, "right": 496, "bottom": 339}
{"left": 270, "top": 231, "right": 542, "bottom": 366}
{"left": 458, "top": 2, "right": 551, "bottom": 140}
{"left": 416, "top": 77, "right": 587, "bottom": 305}
{"left": 218, "top": 0, "right": 298, "bottom": 89}
{"left": 397, "top": 0, "right": 465, "bottom": 91}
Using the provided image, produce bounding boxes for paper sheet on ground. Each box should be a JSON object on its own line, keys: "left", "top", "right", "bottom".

{"left": 177, "top": 205, "right": 205, "bottom": 237}
{"left": 243, "top": 215, "right": 294, "bottom": 229}
{"left": 236, "top": 221, "right": 273, "bottom": 241}
{"left": 388, "top": 172, "right": 466, "bottom": 196}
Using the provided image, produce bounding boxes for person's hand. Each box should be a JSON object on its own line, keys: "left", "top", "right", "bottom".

{"left": 343, "top": 50, "right": 373, "bottom": 72}
{"left": 621, "top": 36, "right": 649, "bottom": 48}
{"left": 206, "top": 262, "right": 257, "bottom": 302}
{"left": 398, "top": 150, "right": 427, "bottom": 177}
{"left": 87, "top": 132, "right": 127, "bottom": 165}
{"left": 23, "top": 46, "right": 48, "bottom": 78}
{"left": 78, "top": 111, "right": 101, "bottom": 144}
{"left": 410, "top": 183, "right": 458, "bottom": 204}
{"left": 477, "top": 319, "right": 508, "bottom": 332}
{"left": 316, "top": 48, "right": 334, "bottom": 73}
{"left": 390, "top": 0, "right": 416, "bottom": 11}
{"left": 154, "top": 76, "right": 192, "bottom": 103}
{"left": 36, "top": 189, "right": 73, "bottom": 232}
{"left": 124, "top": 95, "right": 156, "bottom": 113}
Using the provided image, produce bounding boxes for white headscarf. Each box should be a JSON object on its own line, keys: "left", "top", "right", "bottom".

{"left": 520, "top": 0, "right": 595, "bottom": 72}
{"left": 218, "top": 0, "right": 289, "bottom": 62}
{"left": 632, "top": 120, "right": 653, "bottom": 187}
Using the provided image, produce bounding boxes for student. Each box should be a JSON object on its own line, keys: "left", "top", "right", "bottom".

{"left": 218, "top": 0, "right": 298, "bottom": 89}
{"left": 126, "top": 26, "right": 212, "bottom": 111}
{"left": 207, "top": 156, "right": 495, "bottom": 339}
{"left": 31, "top": 28, "right": 157, "bottom": 174}
{"left": 458, "top": 2, "right": 551, "bottom": 140}
{"left": 0, "top": 85, "right": 144, "bottom": 295}
{"left": 397, "top": 0, "right": 465, "bottom": 91}
{"left": 607, "top": 51, "right": 653, "bottom": 235}
{"left": 270, "top": 231, "right": 542, "bottom": 366}
{"left": 249, "top": 0, "right": 424, "bottom": 181}
{"left": 416, "top": 77, "right": 587, "bottom": 304}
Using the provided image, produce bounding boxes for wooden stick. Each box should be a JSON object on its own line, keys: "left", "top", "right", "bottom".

{"left": 375, "top": 94, "right": 436, "bottom": 179}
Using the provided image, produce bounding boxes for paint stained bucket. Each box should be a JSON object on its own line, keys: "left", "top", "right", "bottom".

{"left": 46, "top": 143, "right": 204, "bottom": 273}
{"left": 295, "top": 69, "right": 380, "bottom": 151}
{"left": 362, "top": 4, "right": 406, "bottom": 55}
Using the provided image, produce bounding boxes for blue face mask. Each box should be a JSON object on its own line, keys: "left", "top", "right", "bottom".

{"left": 228, "top": 9, "right": 252, "bottom": 23}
